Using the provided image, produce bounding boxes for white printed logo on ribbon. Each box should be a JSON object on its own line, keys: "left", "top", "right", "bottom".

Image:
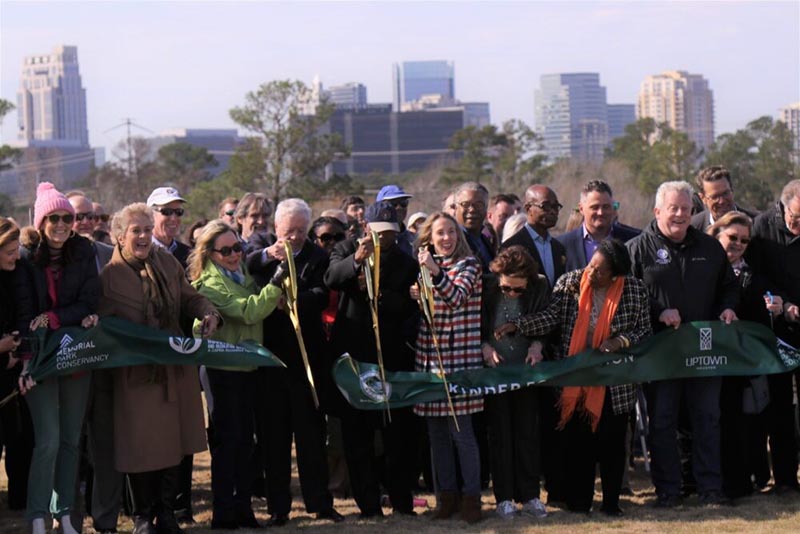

{"left": 168, "top": 337, "right": 203, "bottom": 355}
{"left": 699, "top": 328, "right": 713, "bottom": 351}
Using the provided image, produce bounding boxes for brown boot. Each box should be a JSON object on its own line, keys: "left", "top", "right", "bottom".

{"left": 433, "top": 491, "right": 458, "bottom": 519}
{"left": 460, "top": 494, "right": 482, "bottom": 524}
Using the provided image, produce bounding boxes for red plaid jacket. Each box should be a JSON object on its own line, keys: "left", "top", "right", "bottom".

{"left": 414, "top": 255, "right": 484, "bottom": 417}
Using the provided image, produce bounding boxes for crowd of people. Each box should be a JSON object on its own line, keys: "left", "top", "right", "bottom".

{"left": 0, "top": 167, "right": 798, "bottom": 533}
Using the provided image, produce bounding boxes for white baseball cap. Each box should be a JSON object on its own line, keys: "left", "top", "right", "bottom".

{"left": 147, "top": 187, "right": 186, "bottom": 207}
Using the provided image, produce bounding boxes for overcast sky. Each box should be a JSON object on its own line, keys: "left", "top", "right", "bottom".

{"left": 1, "top": 1, "right": 798, "bottom": 153}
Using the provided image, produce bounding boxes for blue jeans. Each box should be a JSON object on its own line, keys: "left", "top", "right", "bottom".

{"left": 648, "top": 377, "right": 722, "bottom": 497}
{"left": 427, "top": 415, "right": 481, "bottom": 497}
{"left": 25, "top": 373, "right": 91, "bottom": 520}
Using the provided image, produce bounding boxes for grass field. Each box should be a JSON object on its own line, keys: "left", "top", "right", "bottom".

{"left": 3, "top": 449, "right": 800, "bottom": 533}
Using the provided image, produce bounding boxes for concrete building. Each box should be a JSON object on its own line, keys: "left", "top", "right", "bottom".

{"left": 534, "top": 73, "right": 609, "bottom": 162}
{"left": 637, "top": 70, "right": 715, "bottom": 154}
{"left": 147, "top": 129, "right": 244, "bottom": 177}
{"left": 393, "top": 60, "right": 455, "bottom": 111}
{"left": 327, "top": 82, "right": 368, "bottom": 110}
{"left": 17, "top": 45, "right": 89, "bottom": 147}
{"left": 607, "top": 103, "right": 636, "bottom": 142}
{"left": 778, "top": 102, "right": 800, "bottom": 159}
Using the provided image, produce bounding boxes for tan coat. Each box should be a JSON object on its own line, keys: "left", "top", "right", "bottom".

{"left": 98, "top": 246, "right": 216, "bottom": 473}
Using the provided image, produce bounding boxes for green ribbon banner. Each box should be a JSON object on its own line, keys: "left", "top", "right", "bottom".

{"left": 334, "top": 321, "right": 800, "bottom": 410}
{"left": 27, "top": 316, "right": 285, "bottom": 382}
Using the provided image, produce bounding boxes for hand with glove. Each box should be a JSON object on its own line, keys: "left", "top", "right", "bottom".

{"left": 269, "top": 261, "right": 290, "bottom": 288}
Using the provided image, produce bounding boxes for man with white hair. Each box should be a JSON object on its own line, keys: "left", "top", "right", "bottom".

{"left": 246, "top": 198, "right": 343, "bottom": 526}
{"left": 627, "top": 181, "right": 739, "bottom": 508}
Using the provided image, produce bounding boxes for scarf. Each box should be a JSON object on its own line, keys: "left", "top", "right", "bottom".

{"left": 558, "top": 270, "right": 625, "bottom": 432}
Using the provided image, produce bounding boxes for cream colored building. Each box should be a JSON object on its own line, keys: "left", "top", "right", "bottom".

{"left": 637, "top": 70, "right": 714, "bottom": 154}
{"left": 778, "top": 102, "right": 800, "bottom": 157}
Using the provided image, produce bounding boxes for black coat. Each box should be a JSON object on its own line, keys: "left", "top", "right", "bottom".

{"left": 247, "top": 239, "right": 330, "bottom": 383}
{"left": 324, "top": 238, "right": 419, "bottom": 371}
{"left": 501, "top": 226, "right": 568, "bottom": 289}
{"left": 14, "top": 235, "right": 100, "bottom": 345}
{"left": 690, "top": 205, "right": 759, "bottom": 232}
{"left": 627, "top": 220, "right": 738, "bottom": 332}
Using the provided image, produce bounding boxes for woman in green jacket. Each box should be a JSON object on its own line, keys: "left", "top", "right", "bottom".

{"left": 188, "top": 220, "right": 287, "bottom": 529}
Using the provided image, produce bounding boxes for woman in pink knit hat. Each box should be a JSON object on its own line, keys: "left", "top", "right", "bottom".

{"left": 14, "top": 182, "right": 100, "bottom": 534}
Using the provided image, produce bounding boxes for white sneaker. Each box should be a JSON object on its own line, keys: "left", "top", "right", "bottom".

{"left": 521, "top": 498, "right": 548, "bottom": 518}
{"left": 495, "top": 499, "right": 516, "bottom": 519}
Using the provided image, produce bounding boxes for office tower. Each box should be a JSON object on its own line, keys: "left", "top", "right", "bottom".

{"left": 637, "top": 70, "right": 715, "bottom": 154}
{"left": 779, "top": 102, "right": 800, "bottom": 158}
{"left": 327, "top": 82, "right": 368, "bottom": 110}
{"left": 534, "top": 73, "right": 609, "bottom": 162}
{"left": 17, "top": 45, "right": 89, "bottom": 147}
{"left": 607, "top": 104, "right": 636, "bottom": 142}
{"left": 393, "top": 60, "right": 455, "bottom": 111}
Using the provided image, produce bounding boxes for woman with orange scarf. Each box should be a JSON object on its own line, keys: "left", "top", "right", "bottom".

{"left": 495, "top": 239, "right": 652, "bottom": 516}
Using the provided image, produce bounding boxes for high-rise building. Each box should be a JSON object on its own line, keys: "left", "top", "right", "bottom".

{"left": 607, "top": 104, "right": 636, "bottom": 142}
{"left": 637, "top": 70, "right": 714, "bottom": 154}
{"left": 393, "top": 60, "right": 455, "bottom": 111}
{"left": 327, "top": 82, "right": 368, "bottom": 110}
{"left": 534, "top": 73, "right": 609, "bottom": 162}
{"left": 17, "top": 45, "right": 89, "bottom": 147}
{"left": 779, "top": 102, "right": 800, "bottom": 158}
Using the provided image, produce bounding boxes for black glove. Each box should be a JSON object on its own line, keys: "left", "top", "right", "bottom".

{"left": 269, "top": 261, "right": 289, "bottom": 287}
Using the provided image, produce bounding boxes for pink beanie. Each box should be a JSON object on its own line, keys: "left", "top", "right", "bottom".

{"left": 33, "top": 182, "right": 75, "bottom": 229}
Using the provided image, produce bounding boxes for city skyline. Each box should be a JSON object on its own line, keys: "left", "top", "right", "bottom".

{"left": 1, "top": 2, "right": 798, "bottom": 154}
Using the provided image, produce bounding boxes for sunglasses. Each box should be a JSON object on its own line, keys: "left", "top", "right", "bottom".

{"left": 317, "top": 232, "right": 346, "bottom": 243}
{"left": 97, "top": 214, "right": 110, "bottom": 222}
{"left": 46, "top": 214, "right": 75, "bottom": 225}
{"left": 725, "top": 235, "right": 750, "bottom": 245}
{"left": 75, "top": 212, "right": 95, "bottom": 222}
{"left": 500, "top": 285, "right": 526, "bottom": 295}
{"left": 390, "top": 199, "right": 409, "bottom": 208}
{"left": 525, "top": 202, "right": 563, "bottom": 212}
{"left": 224, "top": 209, "right": 236, "bottom": 217}
{"left": 212, "top": 242, "right": 244, "bottom": 257}
{"left": 154, "top": 207, "right": 185, "bottom": 217}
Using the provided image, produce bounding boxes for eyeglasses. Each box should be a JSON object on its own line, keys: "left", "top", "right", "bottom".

{"left": 224, "top": 209, "right": 236, "bottom": 217}
{"left": 97, "top": 214, "right": 110, "bottom": 222}
{"left": 500, "top": 285, "right": 526, "bottom": 295}
{"left": 46, "top": 214, "right": 75, "bottom": 225}
{"left": 153, "top": 207, "right": 185, "bottom": 217}
{"left": 786, "top": 206, "right": 800, "bottom": 222}
{"left": 457, "top": 201, "right": 486, "bottom": 211}
{"left": 390, "top": 199, "right": 409, "bottom": 208}
{"left": 212, "top": 242, "right": 244, "bottom": 257}
{"left": 75, "top": 212, "right": 95, "bottom": 222}
{"left": 704, "top": 190, "right": 733, "bottom": 202}
{"left": 317, "top": 232, "right": 346, "bottom": 243}
{"left": 724, "top": 235, "right": 750, "bottom": 245}
{"left": 526, "top": 202, "right": 563, "bottom": 212}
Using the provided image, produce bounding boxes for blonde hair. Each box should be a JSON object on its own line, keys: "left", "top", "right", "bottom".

{"left": 187, "top": 219, "right": 238, "bottom": 281}
{"left": 111, "top": 203, "right": 153, "bottom": 242}
{"left": 413, "top": 212, "right": 472, "bottom": 262}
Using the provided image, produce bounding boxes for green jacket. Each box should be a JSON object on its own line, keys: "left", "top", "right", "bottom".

{"left": 193, "top": 261, "right": 282, "bottom": 371}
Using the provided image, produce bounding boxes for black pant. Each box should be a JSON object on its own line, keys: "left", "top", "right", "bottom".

{"left": 486, "top": 386, "right": 541, "bottom": 503}
{"left": 766, "top": 372, "right": 799, "bottom": 487}
{"left": 207, "top": 369, "right": 258, "bottom": 521}
{"left": 720, "top": 377, "right": 755, "bottom": 498}
{"left": 263, "top": 369, "right": 332, "bottom": 516}
{"left": 0, "top": 392, "right": 33, "bottom": 510}
{"left": 128, "top": 465, "right": 180, "bottom": 524}
{"left": 562, "top": 391, "right": 628, "bottom": 512}
{"left": 539, "top": 387, "right": 567, "bottom": 503}
{"left": 340, "top": 406, "right": 415, "bottom": 515}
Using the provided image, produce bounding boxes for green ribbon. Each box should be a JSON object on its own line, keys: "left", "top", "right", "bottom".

{"left": 27, "top": 316, "right": 285, "bottom": 382}
{"left": 334, "top": 320, "right": 800, "bottom": 410}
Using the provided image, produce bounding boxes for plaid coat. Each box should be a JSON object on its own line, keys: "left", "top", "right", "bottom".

{"left": 414, "top": 255, "right": 484, "bottom": 417}
{"left": 515, "top": 269, "right": 652, "bottom": 415}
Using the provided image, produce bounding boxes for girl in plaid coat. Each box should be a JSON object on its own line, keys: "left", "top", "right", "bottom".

{"left": 412, "top": 212, "right": 483, "bottom": 524}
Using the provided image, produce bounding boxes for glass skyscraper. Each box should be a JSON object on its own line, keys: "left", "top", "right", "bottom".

{"left": 393, "top": 60, "right": 455, "bottom": 111}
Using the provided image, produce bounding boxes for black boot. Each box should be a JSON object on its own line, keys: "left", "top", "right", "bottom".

{"left": 155, "top": 466, "right": 184, "bottom": 534}
{"left": 128, "top": 471, "right": 158, "bottom": 534}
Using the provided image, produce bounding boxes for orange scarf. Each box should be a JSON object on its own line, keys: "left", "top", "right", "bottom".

{"left": 557, "top": 270, "right": 625, "bottom": 432}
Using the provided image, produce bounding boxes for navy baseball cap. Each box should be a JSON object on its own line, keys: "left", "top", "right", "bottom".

{"left": 364, "top": 201, "right": 400, "bottom": 233}
{"left": 376, "top": 185, "right": 413, "bottom": 202}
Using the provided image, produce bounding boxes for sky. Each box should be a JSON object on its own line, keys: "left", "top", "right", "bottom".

{"left": 1, "top": 1, "right": 798, "bottom": 154}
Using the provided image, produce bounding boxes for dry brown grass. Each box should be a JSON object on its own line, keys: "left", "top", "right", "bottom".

{"left": 3, "top": 450, "right": 800, "bottom": 534}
